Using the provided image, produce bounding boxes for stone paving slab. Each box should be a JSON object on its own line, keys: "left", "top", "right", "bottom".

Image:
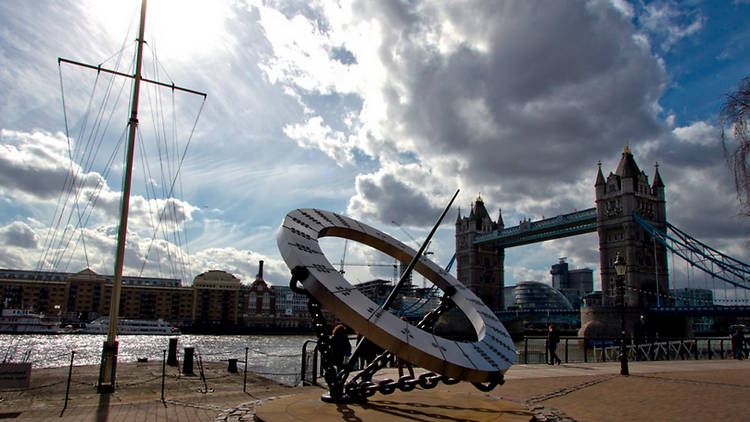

{"left": 1, "top": 359, "right": 748, "bottom": 421}
{"left": 254, "top": 389, "right": 535, "bottom": 422}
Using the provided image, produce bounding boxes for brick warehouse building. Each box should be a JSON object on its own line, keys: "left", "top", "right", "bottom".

{"left": 0, "top": 262, "right": 315, "bottom": 332}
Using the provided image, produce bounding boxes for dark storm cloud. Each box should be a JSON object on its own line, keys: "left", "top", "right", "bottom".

{"left": 346, "top": 0, "right": 669, "bottom": 222}
{"left": 348, "top": 170, "right": 445, "bottom": 226}
{"left": 0, "top": 130, "right": 102, "bottom": 200}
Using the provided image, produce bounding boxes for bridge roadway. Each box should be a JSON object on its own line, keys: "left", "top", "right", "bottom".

{"left": 494, "top": 306, "right": 750, "bottom": 321}
{"left": 474, "top": 207, "right": 597, "bottom": 247}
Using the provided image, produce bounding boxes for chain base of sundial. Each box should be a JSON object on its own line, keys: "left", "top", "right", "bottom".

{"left": 278, "top": 208, "right": 515, "bottom": 403}
{"left": 292, "top": 269, "right": 503, "bottom": 403}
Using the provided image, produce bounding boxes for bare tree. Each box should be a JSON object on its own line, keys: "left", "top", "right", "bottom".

{"left": 720, "top": 76, "right": 750, "bottom": 217}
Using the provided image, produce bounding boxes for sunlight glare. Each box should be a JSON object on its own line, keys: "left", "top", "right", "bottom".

{"left": 85, "top": 0, "right": 233, "bottom": 63}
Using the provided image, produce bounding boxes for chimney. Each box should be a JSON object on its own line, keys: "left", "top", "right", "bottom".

{"left": 256, "top": 260, "right": 264, "bottom": 281}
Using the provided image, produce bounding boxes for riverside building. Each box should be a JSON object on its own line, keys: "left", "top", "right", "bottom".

{"left": 0, "top": 261, "right": 319, "bottom": 332}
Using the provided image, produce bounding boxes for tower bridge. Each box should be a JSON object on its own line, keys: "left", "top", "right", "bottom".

{"left": 455, "top": 146, "right": 749, "bottom": 338}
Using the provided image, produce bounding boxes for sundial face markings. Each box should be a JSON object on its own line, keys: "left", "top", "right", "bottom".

{"left": 298, "top": 210, "right": 324, "bottom": 228}
{"left": 333, "top": 285, "right": 352, "bottom": 297}
{"left": 400, "top": 322, "right": 415, "bottom": 346}
{"left": 308, "top": 263, "right": 335, "bottom": 274}
{"left": 354, "top": 220, "right": 370, "bottom": 234}
{"left": 480, "top": 340, "right": 508, "bottom": 368}
{"left": 287, "top": 242, "right": 323, "bottom": 255}
{"left": 276, "top": 208, "right": 516, "bottom": 382}
{"left": 453, "top": 342, "right": 480, "bottom": 370}
{"left": 332, "top": 213, "right": 352, "bottom": 229}
{"left": 471, "top": 343, "right": 500, "bottom": 370}
{"left": 428, "top": 333, "right": 450, "bottom": 363}
{"left": 313, "top": 209, "right": 335, "bottom": 226}
{"left": 282, "top": 225, "right": 314, "bottom": 241}
{"left": 288, "top": 217, "right": 314, "bottom": 232}
{"left": 487, "top": 333, "right": 515, "bottom": 361}
{"left": 484, "top": 322, "right": 511, "bottom": 339}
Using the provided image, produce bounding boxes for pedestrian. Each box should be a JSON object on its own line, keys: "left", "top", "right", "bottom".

{"left": 397, "top": 316, "right": 415, "bottom": 378}
{"left": 731, "top": 327, "right": 745, "bottom": 360}
{"left": 547, "top": 324, "right": 562, "bottom": 365}
{"left": 330, "top": 324, "right": 351, "bottom": 369}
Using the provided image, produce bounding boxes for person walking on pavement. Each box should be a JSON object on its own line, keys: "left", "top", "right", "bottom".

{"left": 547, "top": 324, "right": 562, "bottom": 365}
{"left": 397, "top": 316, "right": 415, "bottom": 378}
{"left": 731, "top": 327, "right": 745, "bottom": 360}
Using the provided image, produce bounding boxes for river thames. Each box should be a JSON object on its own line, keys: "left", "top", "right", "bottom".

{"left": 0, "top": 334, "right": 312, "bottom": 385}
{"left": 2, "top": 334, "right": 558, "bottom": 386}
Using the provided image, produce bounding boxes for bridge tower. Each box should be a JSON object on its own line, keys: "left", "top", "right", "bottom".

{"left": 455, "top": 195, "right": 505, "bottom": 311}
{"left": 596, "top": 146, "right": 669, "bottom": 308}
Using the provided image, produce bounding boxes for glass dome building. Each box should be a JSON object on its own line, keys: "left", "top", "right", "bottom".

{"left": 509, "top": 281, "right": 573, "bottom": 310}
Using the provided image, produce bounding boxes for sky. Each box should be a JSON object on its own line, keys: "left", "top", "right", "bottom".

{"left": 0, "top": 0, "right": 748, "bottom": 293}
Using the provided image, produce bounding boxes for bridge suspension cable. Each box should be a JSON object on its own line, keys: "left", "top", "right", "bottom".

{"left": 633, "top": 213, "right": 750, "bottom": 292}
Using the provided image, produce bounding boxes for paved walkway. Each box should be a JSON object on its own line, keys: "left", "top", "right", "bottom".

{"left": 0, "top": 359, "right": 747, "bottom": 421}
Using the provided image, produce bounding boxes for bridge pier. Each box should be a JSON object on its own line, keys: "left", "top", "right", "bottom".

{"left": 580, "top": 306, "right": 692, "bottom": 339}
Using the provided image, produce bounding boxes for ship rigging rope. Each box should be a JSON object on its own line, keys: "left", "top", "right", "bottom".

{"left": 41, "top": 31, "right": 137, "bottom": 273}
{"left": 45, "top": 26, "right": 206, "bottom": 282}
{"left": 42, "top": 59, "right": 129, "bottom": 273}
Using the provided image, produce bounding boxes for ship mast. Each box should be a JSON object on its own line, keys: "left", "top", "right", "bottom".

{"left": 58, "top": 0, "right": 206, "bottom": 393}
{"left": 96, "top": 0, "right": 148, "bottom": 393}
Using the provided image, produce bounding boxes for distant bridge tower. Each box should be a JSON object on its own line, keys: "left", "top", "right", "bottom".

{"left": 455, "top": 195, "right": 505, "bottom": 311}
{"left": 596, "top": 146, "right": 669, "bottom": 307}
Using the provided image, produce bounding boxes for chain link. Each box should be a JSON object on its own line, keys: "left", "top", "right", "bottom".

{"left": 289, "top": 266, "right": 504, "bottom": 402}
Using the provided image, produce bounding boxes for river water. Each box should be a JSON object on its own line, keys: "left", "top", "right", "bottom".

{"left": 0, "top": 334, "right": 312, "bottom": 386}
{"left": 2, "top": 334, "right": 553, "bottom": 386}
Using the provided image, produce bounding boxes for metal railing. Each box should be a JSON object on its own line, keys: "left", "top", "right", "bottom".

{"left": 300, "top": 339, "right": 320, "bottom": 386}
{"left": 517, "top": 336, "right": 738, "bottom": 364}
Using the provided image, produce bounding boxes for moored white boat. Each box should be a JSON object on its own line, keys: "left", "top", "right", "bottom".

{"left": 79, "top": 317, "right": 180, "bottom": 335}
{"left": 0, "top": 309, "right": 65, "bottom": 334}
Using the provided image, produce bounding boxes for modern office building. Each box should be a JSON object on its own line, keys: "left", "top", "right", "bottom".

{"left": 671, "top": 287, "right": 714, "bottom": 333}
{"left": 507, "top": 281, "right": 573, "bottom": 310}
{"left": 550, "top": 258, "right": 594, "bottom": 308}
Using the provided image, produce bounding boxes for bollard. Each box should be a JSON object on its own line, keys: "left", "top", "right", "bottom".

{"left": 183, "top": 347, "right": 195, "bottom": 376}
{"left": 60, "top": 350, "right": 75, "bottom": 417}
{"left": 161, "top": 349, "right": 167, "bottom": 405}
{"left": 228, "top": 358, "right": 238, "bottom": 373}
{"left": 167, "top": 338, "right": 178, "bottom": 366}
{"left": 243, "top": 347, "right": 249, "bottom": 392}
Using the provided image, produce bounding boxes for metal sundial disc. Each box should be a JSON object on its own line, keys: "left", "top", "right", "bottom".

{"left": 276, "top": 208, "right": 515, "bottom": 383}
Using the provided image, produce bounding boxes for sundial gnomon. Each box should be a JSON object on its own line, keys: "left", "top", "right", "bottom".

{"left": 277, "top": 191, "right": 515, "bottom": 402}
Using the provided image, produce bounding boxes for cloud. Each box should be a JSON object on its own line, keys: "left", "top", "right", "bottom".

{"left": 0, "top": 221, "right": 38, "bottom": 249}
{"left": 256, "top": 1, "right": 673, "bottom": 227}
{"left": 633, "top": 1, "right": 705, "bottom": 51}
{"left": 283, "top": 116, "right": 354, "bottom": 164}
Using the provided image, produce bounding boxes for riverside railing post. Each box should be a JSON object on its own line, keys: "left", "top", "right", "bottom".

{"left": 161, "top": 349, "right": 166, "bottom": 405}
{"left": 694, "top": 339, "right": 699, "bottom": 360}
{"left": 243, "top": 347, "right": 248, "bottom": 393}
{"left": 584, "top": 340, "right": 588, "bottom": 363}
{"left": 523, "top": 338, "right": 528, "bottom": 364}
{"left": 61, "top": 350, "right": 75, "bottom": 417}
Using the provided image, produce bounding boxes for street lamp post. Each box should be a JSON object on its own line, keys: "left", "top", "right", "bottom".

{"left": 614, "top": 252, "right": 629, "bottom": 376}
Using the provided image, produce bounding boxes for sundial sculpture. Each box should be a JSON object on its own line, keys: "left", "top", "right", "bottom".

{"left": 277, "top": 190, "right": 515, "bottom": 402}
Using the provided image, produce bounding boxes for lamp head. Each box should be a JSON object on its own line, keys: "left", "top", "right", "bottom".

{"left": 614, "top": 252, "right": 626, "bottom": 276}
